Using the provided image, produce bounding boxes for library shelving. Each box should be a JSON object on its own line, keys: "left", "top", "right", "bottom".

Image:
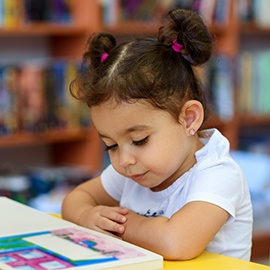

{"left": 99, "top": 0, "right": 270, "bottom": 264}
{"left": 102, "top": 1, "right": 270, "bottom": 154}
{"left": 1, "top": 0, "right": 270, "bottom": 265}
{"left": 103, "top": 0, "right": 240, "bottom": 149}
{"left": 3, "top": 0, "right": 268, "bottom": 172}
{"left": 0, "top": 0, "right": 103, "bottom": 174}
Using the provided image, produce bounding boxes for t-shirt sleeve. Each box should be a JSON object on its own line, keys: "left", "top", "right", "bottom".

{"left": 185, "top": 160, "right": 247, "bottom": 222}
{"left": 101, "top": 164, "right": 126, "bottom": 202}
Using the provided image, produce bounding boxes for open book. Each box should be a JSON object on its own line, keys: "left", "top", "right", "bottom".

{"left": 0, "top": 197, "right": 163, "bottom": 269}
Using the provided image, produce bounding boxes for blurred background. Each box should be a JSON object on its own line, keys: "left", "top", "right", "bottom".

{"left": 0, "top": 0, "right": 269, "bottom": 265}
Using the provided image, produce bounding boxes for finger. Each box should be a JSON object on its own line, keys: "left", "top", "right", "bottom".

{"left": 101, "top": 208, "right": 127, "bottom": 224}
{"left": 97, "top": 216, "right": 125, "bottom": 235}
{"left": 117, "top": 207, "right": 129, "bottom": 215}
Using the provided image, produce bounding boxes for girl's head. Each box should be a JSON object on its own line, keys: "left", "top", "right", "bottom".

{"left": 70, "top": 8, "right": 212, "bottom": 123}
{"left": 71, "top": 8, "right": 213, "bottom": 190}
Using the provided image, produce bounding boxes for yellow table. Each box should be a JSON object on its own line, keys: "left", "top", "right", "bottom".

{"left": 163, "top": 251, "right": 269, "bottom": 269}
{"left": 50, "top": 213, "right": 269, "bottom": 269}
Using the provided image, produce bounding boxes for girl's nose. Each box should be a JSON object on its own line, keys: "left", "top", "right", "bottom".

{"left": 118, "top": 148, "right": 136, "bottom": 167}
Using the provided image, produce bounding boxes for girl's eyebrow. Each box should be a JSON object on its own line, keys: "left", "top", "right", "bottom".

{"left": 125, "top": 125, "right": 149, "bottom": 134}
{"left": 99, "top": 125, "right": 149, "bottom": 139}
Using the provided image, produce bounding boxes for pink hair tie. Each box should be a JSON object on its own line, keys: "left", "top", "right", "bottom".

{"left": 172, "top": 39, "right": 183, "bottom": 53}
{"left": 101, "top": 52, "right": 109, "bottom": 63}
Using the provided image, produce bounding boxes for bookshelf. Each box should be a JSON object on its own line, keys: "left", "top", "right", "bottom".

{"left": 101, "top": 0, "right": 270, "bottom": 264}
{"left": 103, "top": 0, "right": 240, "bottom": 149}
{"left": 1, "top": 1, "right": 269, "bottom": 178}
{"left": 0, "top": 0, "right": 269, "bottom": 264}
{"left": 0, "top": 0, "right": 103, "bottom": 174}
{"left": 3, "top": 0, "right": 264, "bottom": 173}
{"left": 101, "top": 0, "right": 270, "bottom": 153}
{"left": 237, "top": 7, "right": 270, "bottom": 154}
{"left": 2, "top": 0, "right": 269, "bottom": 170}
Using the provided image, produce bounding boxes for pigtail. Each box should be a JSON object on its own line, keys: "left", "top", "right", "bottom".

{"left": 158, "top": 9, "right": 212, "bottom": 66}
{"left": 83, "top": 32, "right": 117, "bottom": 70}
{"left": 69, "top": 32, "right": 116, "bottom": 104}
{"left": 157, "top": 8, "right": 212, "bottom": 122}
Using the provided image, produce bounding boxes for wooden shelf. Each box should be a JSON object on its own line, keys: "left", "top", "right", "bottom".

{"left": 105, "top": 20, "right": 227, "bottom": 36}
{"left": 0, "top": 23, "right": 88, "bottom": 36}
{"left": 239, "top": 115, "right": 270, "bottom": 127}
{"left": 0, "top": 0, "right": 269, "bottom": 174}
{"left": 0, "top": 128, "right": 90, "bottom": 148}
{"left": 201, "top": 115, "right": 224, "bottom": 129}
{"left": 240, "top": 22, "right": 270, "bottom": 35}
{"left": 0, "top": 0, "right": 103, "bottom": 173}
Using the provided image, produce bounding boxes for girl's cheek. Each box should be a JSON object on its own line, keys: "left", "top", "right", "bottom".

{"left": 110, "top": 155, "right": 120, "bottom": 168}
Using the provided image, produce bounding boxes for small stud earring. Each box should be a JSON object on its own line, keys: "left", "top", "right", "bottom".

{"left": 189, "top": 129, "right": 196, "bottom": 136}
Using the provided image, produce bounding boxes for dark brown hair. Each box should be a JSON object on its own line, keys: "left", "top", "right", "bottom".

{"left": 70, "top": 8, "right": 213, "bottom": 123}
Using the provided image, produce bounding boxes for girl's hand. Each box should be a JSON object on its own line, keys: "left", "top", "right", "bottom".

{"left": 79, "top": 206, "right": 129, "bottom": 238}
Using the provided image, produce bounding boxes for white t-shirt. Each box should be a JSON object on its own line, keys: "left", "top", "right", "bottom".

{"left": 101, "top": 128, "right": 253, "bottom": 260}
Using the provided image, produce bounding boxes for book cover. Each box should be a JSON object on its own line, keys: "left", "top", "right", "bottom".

{"left": 64, "top": 61, "right": 86, "bottom": 129}
{"left": 120, "top": 0, "right": 145, "bottom": 21}
{"left": 3, "top": 0, "right": 20, "bottom": 28}
{"left": 0, "top": 0, "right": 4, "bottom": 26}
{"left": 0, "top": 197, "right": 163, "bottom": 269}
{"left": 199, "top": 0, "right": 217, "bottom": 24}
{"left": 17, "top": 64, "right": 46, "bottom": 132}
{"left": 238, "top": 51, "right": 253, "bottom": 114}
{"left": 211, "top": 55, "right": 234, "bottom": 120}
{"left": 102, "top": 0, "right": 118, "bottom": 26}
{"left": 0, "top": 66, "right": 20, "bottom": 134}
{"left": 238, "top": 50, "right": 270, "bottom": 115}
{"left": 214, "top": 0, "right": 230, "bottom": 25}
{"left": 253, "top": 0, "right": 270, "bottom": 27}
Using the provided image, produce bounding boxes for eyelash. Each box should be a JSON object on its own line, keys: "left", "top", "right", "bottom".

{"left": 105, "top": 137, "right": 149, "bottom": 152}
{"left": 105, "top": 144, "right": 117, "bottom": 151}
{"left": 133, "top": 136, "right": 149, "bottom": 146}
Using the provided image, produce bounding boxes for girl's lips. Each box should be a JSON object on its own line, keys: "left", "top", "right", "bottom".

{"left": 129, "top": 172, "right": 147, "bottom": 182}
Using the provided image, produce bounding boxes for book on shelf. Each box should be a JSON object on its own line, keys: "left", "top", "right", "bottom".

{"left": 198, "top": 55, "right": 234, "bottom": 120}
{"left": 213, "top": 55, "right": 234, "bottom": 120}
{"left": 3, "top": 0, "right": 21, "bottom": 28}
{"left": 252, "top": 0, "right": 270, "bottom": 27}
{"left": 23, "top": 0, "right": 72, "bottom": 24}
{"left": 101, "top": 0, "right": 118, "bottom": 26}
{"left": 119, "top": 0, "right": 144, "bottom": 21}
{"left": 0, "top": 0, "right": 72, "bottom": 28}
{"left": 0, "top": 196, "right": 163, "bottom": 270}
{"left": 237, "top": 0, "right": 253, "bottom": 22}
{"left": 238, "top": 50, "right": 270, "bottom": 115}
{"left": 237, "top": 0, "right": 270, "bottom": 26}
{"left": 199, "top": 0, "right": 217, "bottom": 24}
{"left": 0, "top": 60, "right": 90, "bottom": 136}
{"left": 0, "top": 65, "right": 19, "bottom": 134}
{"left": 258, "top": 51, "right": 270, "bottom": 114}
{"left": 106, "top": 0, "right": 230, "bottom": 26}
{"left": 238, "top": 51, "right": 253, "bottom": 114}
{"left": 213, "top": 0, "right": 230, "bottom": 25}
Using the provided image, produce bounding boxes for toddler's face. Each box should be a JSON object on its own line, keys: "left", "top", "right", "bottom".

{"left": 90, "top": 100, "right": 197, "bottom": 191}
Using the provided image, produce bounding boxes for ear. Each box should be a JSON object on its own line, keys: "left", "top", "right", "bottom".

{"left": 179, "top": 100, "right": 204, "bottom": 136}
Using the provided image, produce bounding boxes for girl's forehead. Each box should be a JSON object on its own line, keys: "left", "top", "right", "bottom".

{"left": 102, "top": 98, "right": 153, "bottom": 109}
{"left": 90, "top": 100, "right": 175, "bottom": 132}
{"left": 90, "top": 99, "right": 157, "bottom": 115}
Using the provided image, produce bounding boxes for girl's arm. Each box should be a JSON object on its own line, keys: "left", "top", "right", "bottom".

{"left": 61, "top": 176, "right": 129, "bottom": 238}
{"left": 122, "top": 201, "right": 230, "bottom": 260}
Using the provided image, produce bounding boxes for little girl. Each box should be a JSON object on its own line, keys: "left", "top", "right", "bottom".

{"left": 62, "top": 8, "right": 252, "bottom": 261}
